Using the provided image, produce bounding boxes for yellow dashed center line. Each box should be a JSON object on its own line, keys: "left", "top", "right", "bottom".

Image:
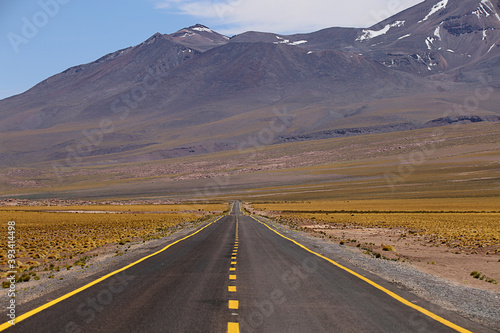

{"left": 228, "top": 300, "right": 239, "bottom": 310}
{"left": 227, "top": 215, "right": 240, "bottom": 333}
{"left": 228, "top": 322, "right": 240, "bottom": 333}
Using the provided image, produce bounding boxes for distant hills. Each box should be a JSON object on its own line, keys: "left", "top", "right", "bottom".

{"left": 0, "top": 0, "right": 499, "bottom": 170}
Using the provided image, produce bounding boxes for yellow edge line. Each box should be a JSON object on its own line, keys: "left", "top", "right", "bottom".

{"left": 0, "top": 216, "right": 225, "bottom": 331}
{"left": 250, "top": 216, "right": 472, "bottom": 333}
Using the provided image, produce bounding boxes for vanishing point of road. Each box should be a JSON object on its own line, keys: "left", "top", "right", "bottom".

{"left": 2, "top": 202, "right": 494, "bottom": 332}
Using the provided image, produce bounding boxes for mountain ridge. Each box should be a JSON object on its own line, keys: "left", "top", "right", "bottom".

{"left": 0, "top": 0, "right": 498, "bottom": 170}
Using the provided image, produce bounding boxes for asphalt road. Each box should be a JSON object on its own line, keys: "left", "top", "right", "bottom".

{"left": 4, "top": 202, "right": 495, "bottom": 332}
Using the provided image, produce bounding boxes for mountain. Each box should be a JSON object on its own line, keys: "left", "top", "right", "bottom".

{"left": 0, "top": 24, "right": 227, "bottom": 131}
{"left": 231, "top": 0, "right": 500, "bottom": 78}
{"left": 0, "top": 0, "right": 498, "bottom": 171}
{"left": 353, "top": 0, "right": 500, "bottom": 77}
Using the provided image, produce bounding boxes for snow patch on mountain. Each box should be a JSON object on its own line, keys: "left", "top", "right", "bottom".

{"left": 290, "top": 40, "right": 308, "bottom": 45}
{"left": 473, "top": 2, "right": 491, "bottom": 19}
{"left": 425, "top": 24, "right": 445, "bottom": 51}
{"left": 425, "top": 38, "right": 433, "bottom": 50}
{"left": 419, "top": 0, "right": 448, "bottom": 23}
{"left": 273, "top": 36, "right": 308, "bottom": 46}
{"left": 398, "top": 33, "right": 411, "bottom": 40}
{"left": 356, "top": 21, "right": 405, "bottom": 41}
{"left": 191, "top": 26, "right": 214, "bottom": 33}
{"left": 482, "top": 0, "right": 500, "bottom": 22}
{"left": 434, "top": 26, "right": 441, "bottom": 40}
{"left": 179, "top": 32, "right": 196, "bottom": 38}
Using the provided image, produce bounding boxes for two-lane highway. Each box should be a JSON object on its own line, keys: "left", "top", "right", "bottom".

{"left": 2, "top": 202, "right": 494, "bottom": 332}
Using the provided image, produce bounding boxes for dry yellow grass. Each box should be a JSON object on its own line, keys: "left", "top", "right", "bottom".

{"left": 251, "top": 198, "right": 499, "bottom": 212}
{"left": 0, "top": 203, "right": 228, "bottom": 274}
{"left": 250, "top": 199, "right": 500, "bottom": 249}
{"left": 0, "top": 203, "right": 227, "bottom": 212}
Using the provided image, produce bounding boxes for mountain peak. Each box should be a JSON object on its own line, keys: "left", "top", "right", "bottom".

{"left": 144, "top": 32, "right": 165, "bottom": 44}
{"left": 170, "top": 24, "right": 229, "bottom": 51}
{"left": 187, "top": 24, "right": 214, "bottom": 33}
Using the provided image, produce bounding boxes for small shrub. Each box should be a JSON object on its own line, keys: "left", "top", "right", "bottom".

{"left": 16, "top": 274, "right": 30, "bottom": 283}
{"left": 470, "top": 271, "right": 480, "bottom": 278}
{"left": 382, "top": 245, "right": 395, "bottom": 252}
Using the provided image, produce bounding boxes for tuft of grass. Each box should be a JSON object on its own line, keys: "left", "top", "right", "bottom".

{"left": 16, "top": 273, "right": 31, "bottom": 283}
{"left": 471, "top": 271, "right": 481, "bottom": 279}
{"left": 470, "top": 271, "right": 498, "bottom": 284}
{"left": 382, "top": 244, "right": 395, "bottom": 252}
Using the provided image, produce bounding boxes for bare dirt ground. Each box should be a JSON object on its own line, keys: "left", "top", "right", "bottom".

{"left": 303, "top": 224, "right": 500, "bottom": 293}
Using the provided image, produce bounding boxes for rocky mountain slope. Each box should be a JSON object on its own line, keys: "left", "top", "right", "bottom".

{"left": 232, "top": 0, "right": 500, "bottom": 77}
{"left": 0, "top": 0, "right": 498, "bottom": 169}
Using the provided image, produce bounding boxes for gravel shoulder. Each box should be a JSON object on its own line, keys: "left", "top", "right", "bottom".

{"left": 253, "top": 214, "right": 500, "bottom": 332}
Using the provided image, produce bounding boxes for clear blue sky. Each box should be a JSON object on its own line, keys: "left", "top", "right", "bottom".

{"left": 0, "top": 0, "right": 422, "bottom": 100}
